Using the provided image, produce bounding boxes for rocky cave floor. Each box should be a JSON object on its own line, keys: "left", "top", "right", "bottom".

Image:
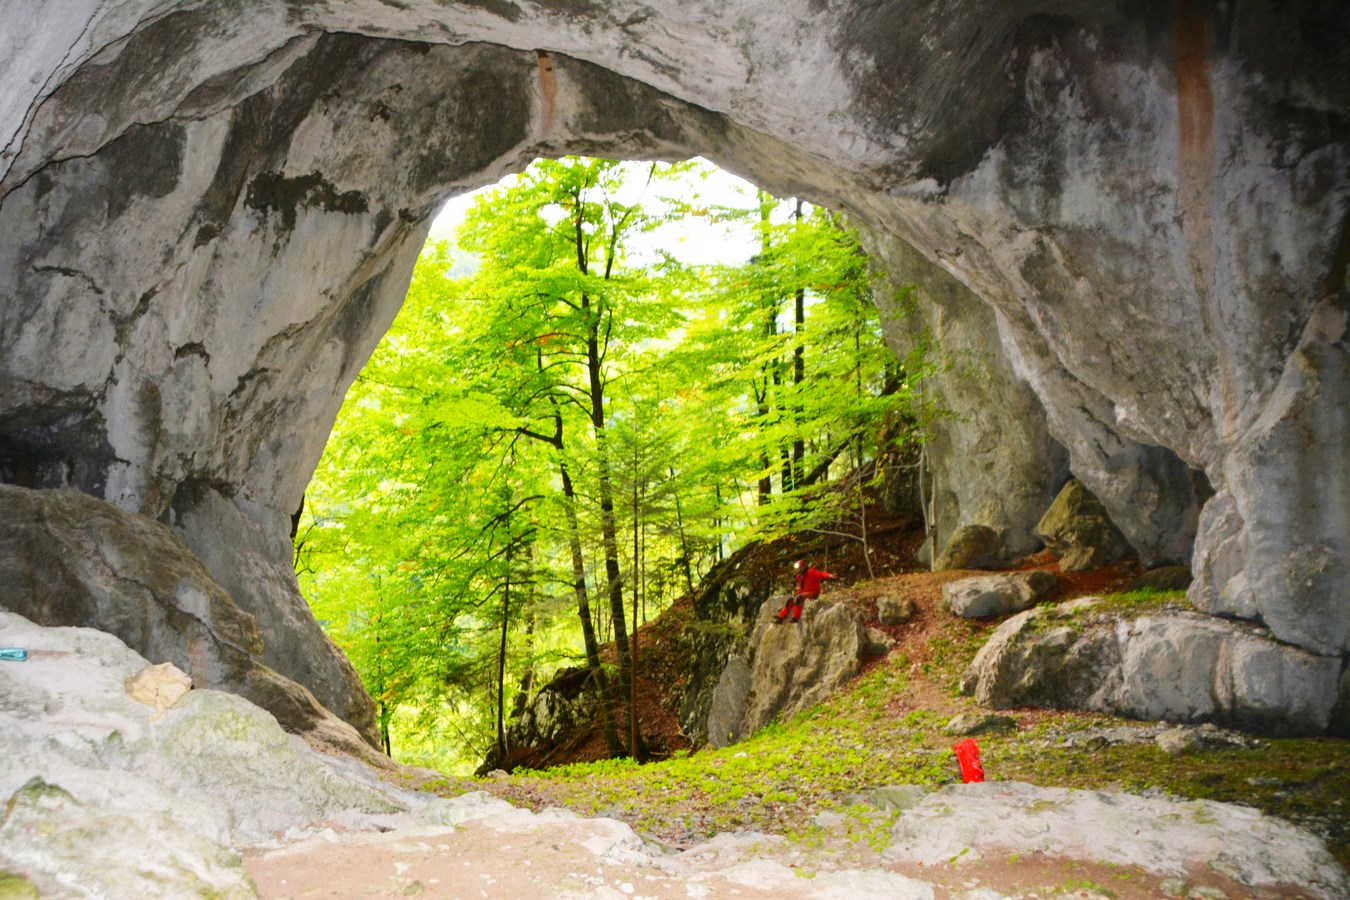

{"left": 241, "top": 531, "right": 1350, "bottom": 899}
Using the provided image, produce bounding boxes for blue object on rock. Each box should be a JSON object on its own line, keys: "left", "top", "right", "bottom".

{"left": 0, "top": 647, "right": 28, "bottom": 661}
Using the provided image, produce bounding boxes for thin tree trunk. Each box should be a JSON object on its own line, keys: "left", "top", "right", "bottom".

{"left": 594, "top": 434, "right": 634, "bottom": 752}
{"left": 919, "top": 442, "right": 939, "bottom": 571}
{"left": 790, "top": 198, "right": 806, "bottom": 491}
{"left": 757, "top": 191, "right": 779, "bottom": 504}
{"left": 574, "top": 187, "right": 640, "bottom": 758}
{"left": 630, "top": 465, "right": 645, "bottom": 762}
{"left": 378, "top": 702, "right": 391, "bottom": 757}
{"left": 640, "top": 482, "right": 648, "bottom": 625}
{"left": 560, "top": 458, "right": 622, "bottom": 755}
{"left": 495, "top": 503, "right": 511, "bottom": 764}
{"left": 756, "top": 379, "right": 772, "bottom": 504}
{"left": 852, "top": 325, "right": 872, "bottom": 578}
{"left": 929, "top": 465, "right": 938, "bottom": 570}
{"left": 671, "top": 467, "right": 694, "bottom": 596}
{"left": 714, "top": 483, "right": 724, "bottom": 563}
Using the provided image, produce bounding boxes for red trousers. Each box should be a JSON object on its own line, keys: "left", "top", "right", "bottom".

{"left": 776, "top": 594, "right": 815, "bottom": 622}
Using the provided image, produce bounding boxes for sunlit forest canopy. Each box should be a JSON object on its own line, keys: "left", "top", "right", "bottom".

{"left": 294, "top": 157, "right": 932, "bottom": 772}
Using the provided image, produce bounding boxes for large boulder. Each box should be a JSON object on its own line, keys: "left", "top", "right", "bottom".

{"left": 0, "top": 612, "right": 430, "bottom": 896}
{"left": 1035, "top": 479, "right": 1134, "bottom": 572}
{"left": 703, "top": 594, "right": 870, "bottom": 748}
{"left": 740, "top": 597, "right": 871, "bottom": 739}
{"left": 942, "top": 569, "right": 1058, "bottom": 618}
{"left": 885, "top": 782, "right": 1348, "bottom": 899}
{"left": 0, "top": 484, "right": 380, "bottom": 754}
{"left": 934, "top": 523, "right": 1005, "bottom": 572}
{"left": 505, "top": 666, "right": 602, "bottom": 750}
{"left": 677, "top": 546, "right": 774, "bottom": 746}
{"left": 876, "top": 594, "right": 915, "bottom": 626}
{"left": 961, "top": 600, "right": 1347, "bottom": 736}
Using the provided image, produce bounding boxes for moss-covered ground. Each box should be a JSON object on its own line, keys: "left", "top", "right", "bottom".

{"left": 397, "top": 581, "right": 1350, "bottom": 871}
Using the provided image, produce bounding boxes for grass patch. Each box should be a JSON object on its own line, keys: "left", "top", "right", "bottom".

{"left": 405, "top": 583, "right": 1350, "bottom": 870}
{"left": 1084, "top": 588, "right": 1186, "bottom": 616}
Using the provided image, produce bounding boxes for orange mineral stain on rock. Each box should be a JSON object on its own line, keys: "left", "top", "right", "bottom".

{"left": 537, "top": 50, "right": 557, "bottom": 136}
{"left": 1176, "top": 0, "right": 1236, "bottom": 435}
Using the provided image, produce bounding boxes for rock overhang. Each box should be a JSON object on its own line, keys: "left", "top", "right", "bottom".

{"left": 0, "top": 1, "right": 1345, "bottom": 735}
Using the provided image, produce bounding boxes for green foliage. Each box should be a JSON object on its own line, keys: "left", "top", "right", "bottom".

{"left": 297, "top": 156, "right": 933, "bottom": 769}
{"left": 0, "top": 871, "right": 40, "bottom": 900}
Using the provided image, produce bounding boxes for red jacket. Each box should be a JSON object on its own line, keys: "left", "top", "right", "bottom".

{"left": 795, "top": 567, "right": 835, "bottom": 598}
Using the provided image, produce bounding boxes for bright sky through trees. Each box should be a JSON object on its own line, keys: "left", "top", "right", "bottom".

{"left": 429, "top": 158, "right": 765, "bottom": 267}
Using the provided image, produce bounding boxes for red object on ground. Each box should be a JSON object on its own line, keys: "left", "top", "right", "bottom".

{"left": 952, "top": 737, "right": 985, "bottom": 783}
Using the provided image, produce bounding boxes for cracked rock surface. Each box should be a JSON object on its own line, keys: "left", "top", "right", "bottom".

{"left": 0, "top": 2, "right": 1345, "bottom": 734}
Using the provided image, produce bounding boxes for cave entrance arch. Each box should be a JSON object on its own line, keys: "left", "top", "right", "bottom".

{"left": 3, "top": 5, "right": 1346, "bottom": 745}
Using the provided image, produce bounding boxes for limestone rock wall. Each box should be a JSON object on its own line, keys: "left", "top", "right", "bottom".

{"left": 1, "top": 2, "right": 1346, "bottom": 729}
{"left": 961, "top": 599, "right": 1347, "bottom": 737}
{"left": 860, "top": 226, "right": 1070, "bottom": 563}
{"left": 703, "top": 594, "right": 873, "bottom": 748}
{"left": 0, "top": 484, "right": 380, "bottom": 754}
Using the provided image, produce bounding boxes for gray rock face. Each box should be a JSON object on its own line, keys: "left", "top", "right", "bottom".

{"left": 885, "top": 782, "right": 1348, "bottom": 899}
{"left": 704, "top": 594, "right": 869, "bottom": 748}
{"left": 170, "top": 484, "right": 373, "bottom": 740}
{"left": 740, "top": 598, "right": 869, "bottom": 738}
{"left": 876, "top": 594, "right": 915, "bottom": 626}
{"left": 705, "top": 656, "right": 753, "bottom": 749}
{"left": 0, "top": 612, "right": 423, "bottom": 896}
{"left": 678, "top": 547, "right": 773, "bottom": 746}
{"left": 961, "top": 601, "right": 1348, "bottom": 736}
{"left": 0, "top": 484, "right": 380, "bottom": 752}
{"left": 862, "top": 229, "right": 1070, "bottom": 565}
{"left": 943, "top": 569, "right": 1058, "bottom": 618}
{"left": 506, "top": 667, "right": 601, "bottom": 750}
{"left": 934, "top": 524, "right": 1005, "bottom": 572}
{"left": 0, "top": 3, "right": 1346, "bottom": 728}
{"left": 1035, "top": 478, "right": 1134, "bottom": 572}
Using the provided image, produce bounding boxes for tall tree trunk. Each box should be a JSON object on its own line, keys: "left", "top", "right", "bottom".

{"left": 630, "top": 463, "right": 646, "bottom": 762}
{"left": 918, "top": 442, "right": 939, "bottom": 571}
{"left": 378, "top": 702, "right": 391, "bottom": 757}
{"left": 756, "top": 191, "right": 779, "bottom": 504}
{"left": 756, "top": 379, "right": 773, "bottom": 504}
{"left": 574, "top": 192, "right": 640, "bottom": 757}
{"left": 533, "top": 356, "right": 623, "bottom": 756}
{"left": 586, "top": 322, "right": 637, "bottom": 756}
{"left": 789, "top": 198, "right": 806, "bottom": 491}
{"left": 671, "top": 467, "right": 695, "bottom": 596}
{"left": 714, "top": 483, "right": 725, "bottom": 563}
{"left": 495, "top": 503, "right": 511, "bottom": 764}
{"left": 560, "top": 458, "right": 623, "bottom": 755}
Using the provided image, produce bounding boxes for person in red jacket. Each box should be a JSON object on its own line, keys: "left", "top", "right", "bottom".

{"left": 776, "top": 559, "right": 835, "bottom": 623}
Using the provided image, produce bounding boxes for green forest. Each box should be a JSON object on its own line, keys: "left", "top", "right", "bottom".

{"left": 293, "top": 157, "right": 933, "bottom": 772}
